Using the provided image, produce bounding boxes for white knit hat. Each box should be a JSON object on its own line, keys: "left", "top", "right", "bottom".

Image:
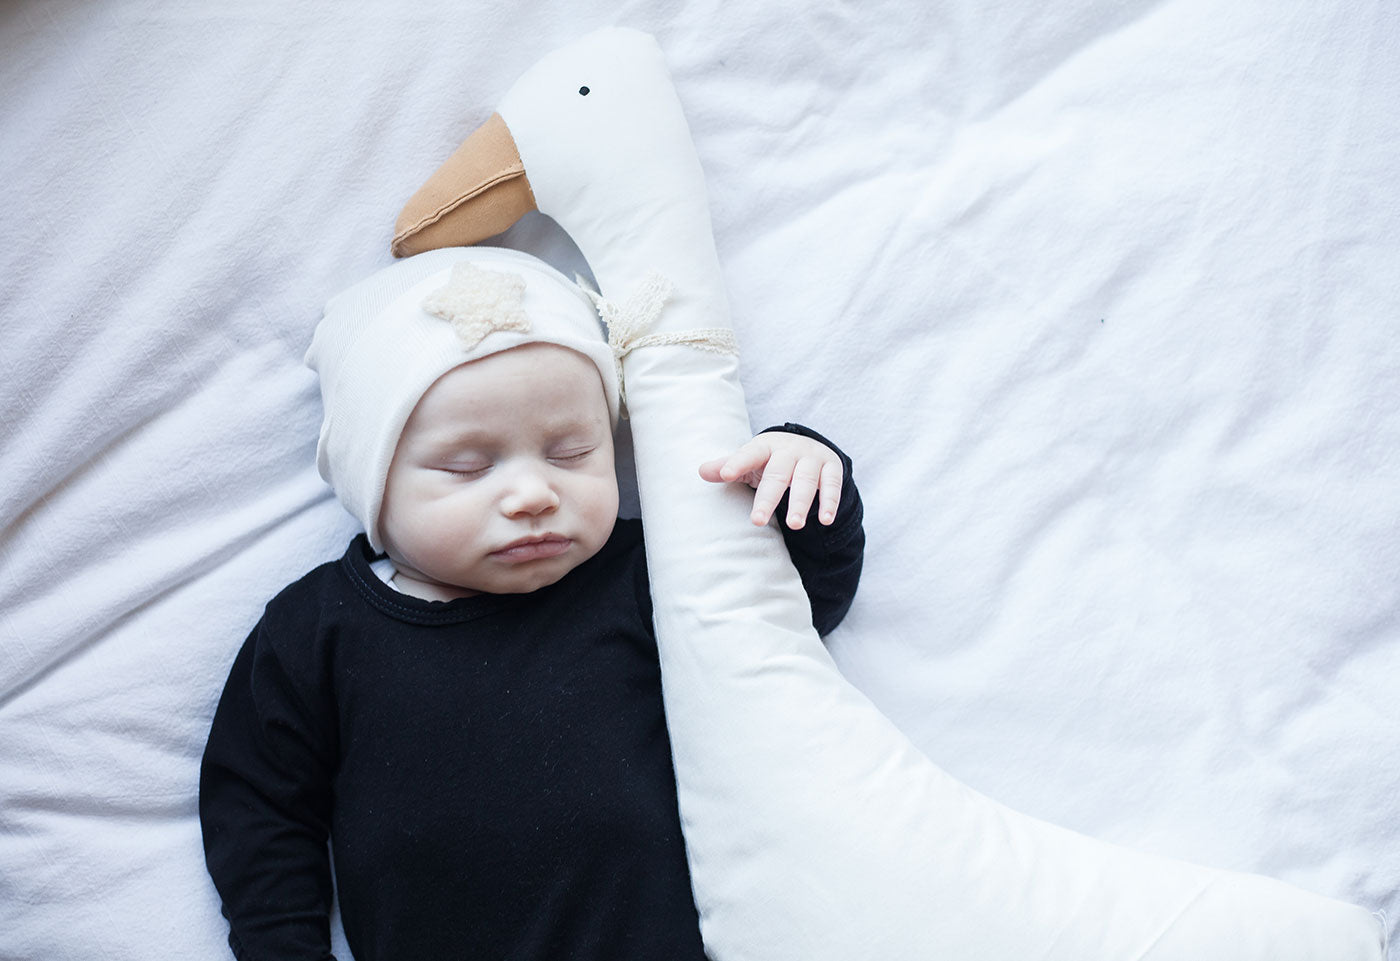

{"left": 305, "top": 246, "right": 619, "bottom": 551}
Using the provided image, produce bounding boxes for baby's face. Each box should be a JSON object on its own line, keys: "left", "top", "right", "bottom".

{"left": 378, "top": 343, "right": 619, "bottom": 601}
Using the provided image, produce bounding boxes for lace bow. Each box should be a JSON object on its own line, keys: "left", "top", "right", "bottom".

{"left": 579, "top": 271, "right": 739, "bottom": 413}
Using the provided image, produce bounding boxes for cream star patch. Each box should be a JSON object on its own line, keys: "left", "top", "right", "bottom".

{"left": 421, "top": 262, "right": 530, "bottom": 348}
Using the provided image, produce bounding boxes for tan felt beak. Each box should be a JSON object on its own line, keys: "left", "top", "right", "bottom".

{"left": 391, "top": 112, "right": 538, "bottom": 258}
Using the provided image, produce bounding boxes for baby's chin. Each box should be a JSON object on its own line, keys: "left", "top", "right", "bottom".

{"left": 480, "top": 556, "right": 589, "bottom": 595}
{"left": 420, "top": 556, "right": 584, "bottom": 599}
{"left": 481, "top": 534, "right": 619, "bottom": 594}
{"left": 393, "top": 530, "right": 613, "bottom": 599}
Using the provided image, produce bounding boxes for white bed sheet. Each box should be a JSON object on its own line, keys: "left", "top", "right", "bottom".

{"left": 1, "top": 1, "right": 1396, "bottom": 958}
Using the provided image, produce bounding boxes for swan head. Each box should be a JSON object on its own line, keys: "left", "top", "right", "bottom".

{"left": 393, "top": 28, "right": 704, "bottom": 264}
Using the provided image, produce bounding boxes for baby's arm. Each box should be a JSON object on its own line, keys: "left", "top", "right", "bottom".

{"left": 200, "top": 607, "right": 338, "bottom": 960}
{"left": 700, "top": 424, "right": 865, "bottom": 634}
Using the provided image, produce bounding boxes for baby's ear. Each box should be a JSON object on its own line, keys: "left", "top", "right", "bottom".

{"left": 392, "top": 113, "right": 538, "bottom": 258}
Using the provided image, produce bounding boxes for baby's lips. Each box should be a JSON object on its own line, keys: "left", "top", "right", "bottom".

{"left": 489, "top": 534, "right": 572, "bottom": 563}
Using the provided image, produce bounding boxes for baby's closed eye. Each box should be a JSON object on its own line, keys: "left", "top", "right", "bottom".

{"left": 549, "top": 446, "right": 598, "bottom": 464}
{"left": 436, "top": 458, "right": 493, "bottom": 477}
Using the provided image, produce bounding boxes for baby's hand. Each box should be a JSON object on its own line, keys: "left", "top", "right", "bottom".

{"left": 699, "top": 432, "right": 843, "bottom": 529}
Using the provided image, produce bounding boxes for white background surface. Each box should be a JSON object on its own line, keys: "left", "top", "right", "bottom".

{"left": 1, "top": 1, "right": 1396, "bottom": 957}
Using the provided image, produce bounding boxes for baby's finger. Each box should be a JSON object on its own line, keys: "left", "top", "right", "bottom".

{"left": 817, "top": 459, "right": 844, "bottom": 525}
{"left": 699, "top": 439, "right": 766, "bottom": 483}
{"left": 715, "top": 437, "right": 775, "bottom": 483}
{"left": 784, "top": 457, "right": 823, "bottom": 529}
{"left": 749, "top": 451, "right": 797, "bottom": 525}
{"left": 698, "top": 456, "right": 729, "bottom": 483}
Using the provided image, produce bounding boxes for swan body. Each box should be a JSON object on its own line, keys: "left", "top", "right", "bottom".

{"left": 392, "top": 27, "right": 1384, "bottom": 961}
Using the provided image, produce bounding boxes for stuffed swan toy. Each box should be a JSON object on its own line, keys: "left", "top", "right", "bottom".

{"left": 392, "top": 27, "right": 1385, "bottom": 961}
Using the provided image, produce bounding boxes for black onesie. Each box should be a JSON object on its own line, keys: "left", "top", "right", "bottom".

{"left": 200, "top": 425, "right": 864, "bottom": 961}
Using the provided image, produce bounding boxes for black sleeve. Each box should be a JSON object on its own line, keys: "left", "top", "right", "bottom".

{"left": 199, "top": 608, "right": 339, "bottom": 961}
{"left": 760, "top": 423, "right": 866, "bottom": 636}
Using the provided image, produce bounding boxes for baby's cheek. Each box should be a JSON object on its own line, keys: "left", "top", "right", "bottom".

{"left": 590, "top": 476, "right": 621, "bottom": 525}
{"left": 402, "top": 499, "right": 479, "bottom": 555}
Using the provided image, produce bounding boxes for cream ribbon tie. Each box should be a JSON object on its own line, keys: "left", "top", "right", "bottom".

{"left": 578, "top": 271, "right": 739, "bottom": 412}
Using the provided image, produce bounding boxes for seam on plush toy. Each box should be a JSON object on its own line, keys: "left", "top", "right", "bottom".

{"left": 1126, "top": 878, "right": 1216, "bottom": 961}
{"left": 393, "top": 162, "right": 526, "bottom": 243}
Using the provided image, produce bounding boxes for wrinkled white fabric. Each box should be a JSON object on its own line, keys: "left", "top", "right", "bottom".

{"left": 0, "top": 3, "right": 1396, "bottom": 960}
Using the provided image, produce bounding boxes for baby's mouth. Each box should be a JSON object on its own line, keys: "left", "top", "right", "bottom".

{"left": 490, "top": 534, "right": 572, "bottom": 563}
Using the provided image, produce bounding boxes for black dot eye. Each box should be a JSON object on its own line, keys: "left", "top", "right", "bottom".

{"left": 578, "top": 85, "right": 590, "bottom": 96}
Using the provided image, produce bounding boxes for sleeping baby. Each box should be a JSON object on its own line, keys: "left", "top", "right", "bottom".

{"left": 198, "top": 245, "right": 865, "bottom": 961}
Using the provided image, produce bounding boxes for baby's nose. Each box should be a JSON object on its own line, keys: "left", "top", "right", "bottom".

{"left": 501, "top": 468, "right": 561, "bottom": 517}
